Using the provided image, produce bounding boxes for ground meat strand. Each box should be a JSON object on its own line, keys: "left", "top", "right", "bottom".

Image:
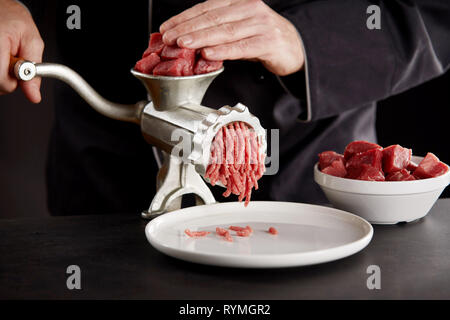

{"left": 229, "top": 225, "right": 253, "bottom": 234}
{"left": 185, "top": 229, "right": 211, "bottom": 237}
{"left": 204, "top": 122, "right": 265, "bottom": 206}
{"left": 235, "top": 229, "right": 251, "bottom": 237}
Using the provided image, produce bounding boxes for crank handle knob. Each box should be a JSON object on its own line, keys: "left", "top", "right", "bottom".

{"left": 9, "top": 55, "right": 37, "bottom": 81}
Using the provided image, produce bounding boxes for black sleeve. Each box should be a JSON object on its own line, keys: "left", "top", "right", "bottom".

{"left": 277, "top": 0, "right": 450, "bottom": 122}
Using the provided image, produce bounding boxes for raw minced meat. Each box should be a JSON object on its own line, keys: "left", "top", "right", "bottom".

{"left": 205, "top": 122, "right": 265, "bottom": 206}
{"left": 184, "top": 229, "right": 210, "bottom": 237}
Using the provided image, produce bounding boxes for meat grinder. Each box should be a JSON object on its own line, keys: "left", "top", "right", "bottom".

{"left": 10, "top": 57, "right": 267, "bottom": 218}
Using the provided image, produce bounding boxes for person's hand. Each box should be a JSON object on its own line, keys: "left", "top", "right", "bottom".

{"left": 160, "top": 0, "right": 304, "bottom": 76}
{"left": 0, "top": 0, "right": 44, "bottom": 103}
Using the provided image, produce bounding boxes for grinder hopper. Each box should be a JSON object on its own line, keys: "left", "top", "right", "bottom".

{"left": 11, "top": 57, "right": 267, "bottom": 218}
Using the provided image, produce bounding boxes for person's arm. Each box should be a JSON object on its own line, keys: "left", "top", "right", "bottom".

{"left": 278, "top": 0, "right": 450, "bottom": 121}
{"left": 0, "top": 0, "right": 44, "bottom": 103}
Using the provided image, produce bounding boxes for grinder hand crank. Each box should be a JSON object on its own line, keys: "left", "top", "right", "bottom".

{"left": 10, "top": 56, "right": 267, "bottom": 218}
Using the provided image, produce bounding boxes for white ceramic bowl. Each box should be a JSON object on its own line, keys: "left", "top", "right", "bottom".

{"left": 314, "top": 156, "right": 450, "bottom": 224}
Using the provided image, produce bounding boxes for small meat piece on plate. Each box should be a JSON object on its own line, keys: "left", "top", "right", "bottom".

{"left": 229, "top": 226, "right": 253, "bottom": 236}
{"left": 268, "top": 227, "right": 278, "bottom": 235}
{"left": 413, "top": 153, "right": 449, "bottom": 179}
{"left": 216, "top": 227, "right": 228, "bottom": 236}
{"left": 143, "top": 32, "right": 165, "bottom": 57}
{"left": 344, "top": 140, "right": 382, "bottom": 160}
{"left": 216, "top": 227, "right": 233, "bottom": 242}
{"left": 153, "top": 59, "right": 188, "bottom": 76}
{"left": 194, "top": 58, "right": 223, "bottom": 75}
{"left": 224, "top": 231, "right": 233, "bottom": 242}
{"left": 382, "top": 144, "right": 412, "bottom": 173}
{"left": 318, "top": 151, "right": 345, "bottom": 170}
{"left": 346, "top": 148, "right": 383, "bottom": 171}
{"left": 386, "top": 169, "right": 416, "bottom": 181}
{"left": 346, "top": 165, "right": 385, "bottom": 181}
{"left": 134, "top": 53, "right": 161, "bottom": 74}
{"left": 236, "top": 229, "right": 251, "bottom": 237}
{"left": 185, "top": 229, "right": 210, "bottom": 237}
{"left": 321, "top": 159, "right": 347, "bottom": 178}
{"left": 229, "top": 226, "right": 247, "bottom": 232}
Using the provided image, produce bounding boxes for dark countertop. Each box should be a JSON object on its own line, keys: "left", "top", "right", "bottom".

{"left": 0, "top": 200, "right": 449, "bottom": 300}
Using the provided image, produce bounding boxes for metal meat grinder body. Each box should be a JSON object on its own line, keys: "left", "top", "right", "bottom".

{"left": 11, "top": 59, "right": 267, "bottom": 219}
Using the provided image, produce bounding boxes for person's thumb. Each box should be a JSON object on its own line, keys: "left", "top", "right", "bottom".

{"left": 18, "top": 35, "right": 44, "bottom": 104}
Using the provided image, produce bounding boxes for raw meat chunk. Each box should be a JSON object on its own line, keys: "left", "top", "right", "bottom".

{"left": 135, "top": 32, "right": 224, "bottom": 76}
{"left": 321, "top": 159, "right": 347, "bottom": 178}
{"left": 413, "top": 153, "right": 449, "bottom": 179}
{"left": 344, "top": 141, "right": 382, "bottom": 160}
{"left": 318, "top": 151, "right": 345, "bottom": 170}
{"left": 183, "top": 64, "right": 194, "bottom": 76}
{"left": 346, "top": 148, "right": 383, "bottom": 171}
{"left": 134, "top": 53, "right": 161, "bottom": 74}
{"left": 382, "top": 144, "right": 412, "bottom": 173}
{"left": 406, "top": 162, "right": 418, "bottom": 172}
{"left": 345, "top": 166, "right": 362, "bottom": 179}
{"left": 153, "top": 59, "right": 188, "bottom": 76}
{"left": 194, "top": 58, "right": 223, "bottom": 75}
{"left": 143, "top": 32, "right": 165, "bottom": 57}
{"left": 357, "top": 166, "right": 385, "bottom": 181}
{"left": 161, "top": 45, "right": 196, "bottom": 61}
{"left": 161, "top": 45, "right": 195, "bottom": 76}
{"left": 386, "top": 169, "right": 416, "bottom": 181}
{"left": 319, "top": 140, "right": 448, "bottom": 182}
{"left": 346, "top": 165, "right": 385, "bottom": 181}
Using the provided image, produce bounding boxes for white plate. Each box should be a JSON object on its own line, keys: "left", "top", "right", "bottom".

{"left": 145, "top": 201, "right": 373, "bottom": 268}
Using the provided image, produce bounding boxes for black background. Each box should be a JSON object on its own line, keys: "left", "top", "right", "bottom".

{"left": 0, "top": 2, "right": 449, "bottom": 219}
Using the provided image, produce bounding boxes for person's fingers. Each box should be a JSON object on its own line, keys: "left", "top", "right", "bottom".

{"left": 19, "top": 77, "right": 42, "bottom": 103}
{"left": 177, "top": 18, "right": 265, "bottom": 49}
{"left": 160, "top": 0, "right": 236, "bottom": 34}
{"left": 0, "top": 35, "right": 18, "bottom": 94}
{"left": 201, "top": 35, "right": 268, "bottom": 61}
{"left": 162, "top": 1, "right": 257, "bottom": 45}
{"left": 18, "top": 34, "right": 44, "bottom": 103}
